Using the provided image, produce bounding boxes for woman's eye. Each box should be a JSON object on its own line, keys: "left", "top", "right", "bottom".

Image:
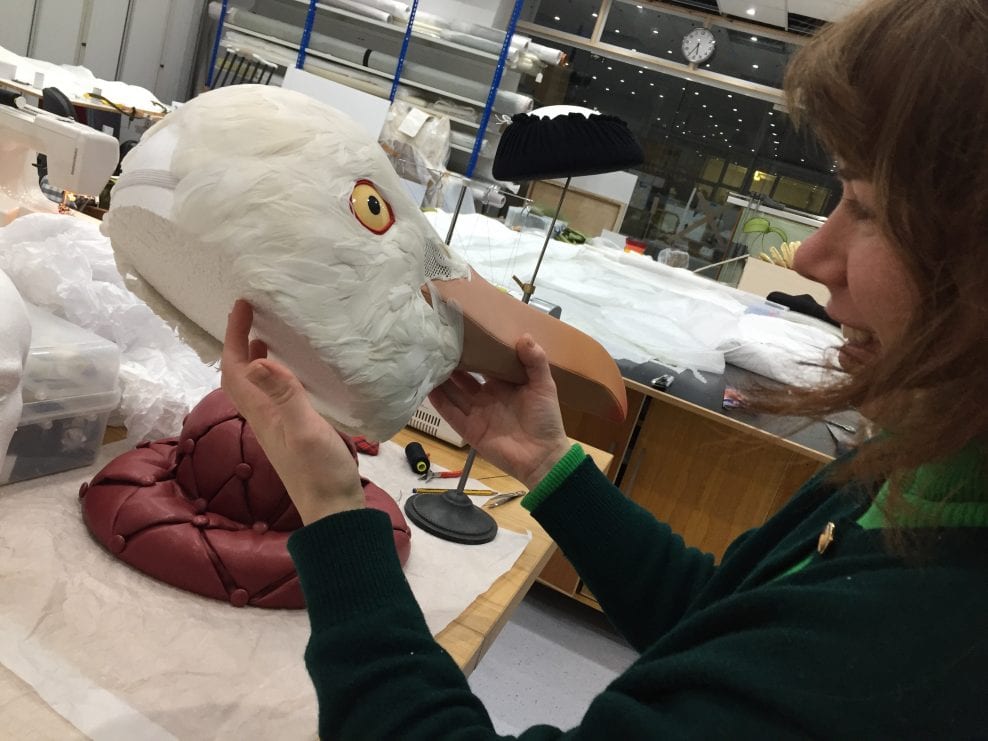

{"left": 350, "top": 180, "right": 395, "bottom": 234}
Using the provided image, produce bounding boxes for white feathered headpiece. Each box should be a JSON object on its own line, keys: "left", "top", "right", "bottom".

{"left": 104, "top": 85, "right": 467, "bottom": 440}
{"left": 105, "top": 85, "right": 627, "bottom": 440}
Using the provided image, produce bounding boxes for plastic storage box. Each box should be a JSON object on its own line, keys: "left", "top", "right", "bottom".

{"left": 0, "top": 304, "right": 121, "bottom": 485}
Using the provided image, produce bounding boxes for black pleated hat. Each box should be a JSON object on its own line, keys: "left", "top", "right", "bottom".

{"left": 492, "top": 107, "right": 644, "bottom": 181}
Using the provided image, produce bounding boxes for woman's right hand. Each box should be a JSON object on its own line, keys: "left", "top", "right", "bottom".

{"left": 428, "top": 334, "right": 571, "bottom": 490}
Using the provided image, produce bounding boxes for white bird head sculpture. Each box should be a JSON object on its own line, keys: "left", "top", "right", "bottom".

{"left": 104, "top": 85, "right": 625, "bottom": 440}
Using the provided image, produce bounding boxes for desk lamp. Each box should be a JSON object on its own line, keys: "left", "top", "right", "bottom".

{"left": 405, "top": 109, "right": 642, "bottom": 544}
{"left": 492, "top": 106, "right": 644, "bottom": 303}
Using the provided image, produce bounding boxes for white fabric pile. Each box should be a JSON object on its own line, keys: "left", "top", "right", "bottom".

{"left": 0, "top": 45, "right": 165, "bottom": 113}
{"left": 0, "top": 270, "right": 30, "bottom": 463}
{"left": 0, "top": 213, "right": 219, "bottom": 442}
{"left": 426, "top": 212, "right": 843, "bottom": 387}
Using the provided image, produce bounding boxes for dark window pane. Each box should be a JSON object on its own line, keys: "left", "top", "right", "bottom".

{"left": 522, "top": 0, "right": 602, "bottom": 40}
{"left": 600, "top": 1, "right": 801, "bottom": 89}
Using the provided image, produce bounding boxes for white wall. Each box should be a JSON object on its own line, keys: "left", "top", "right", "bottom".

{"left": 82, "top": 0, "right": 130, "bottom": 80}
{"left": 30, "top": 0, "right": 86, "bottom": 67}
{"left": 154, "top": 0, "right": 207, "bottom": 104}
{"left": 1, "top": 0, "right": 205, "bottom": 105}
{"left": 0, "top": 0, "right": 36, "bottom": 55}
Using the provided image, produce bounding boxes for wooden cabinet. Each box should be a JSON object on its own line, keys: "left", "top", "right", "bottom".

{"left": 540, "top": 380, "right": 830, "bottom": 610}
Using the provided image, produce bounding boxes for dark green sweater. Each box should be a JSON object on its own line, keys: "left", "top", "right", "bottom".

{"left": 287, "top": 457, "right": 988, "bottom": 739}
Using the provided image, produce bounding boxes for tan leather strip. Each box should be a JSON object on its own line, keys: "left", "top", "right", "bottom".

{"left": 431, "top": 269, "right": 628, "bottom": 422}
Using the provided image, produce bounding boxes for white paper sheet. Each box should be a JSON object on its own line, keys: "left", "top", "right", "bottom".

{"left": 0, "top": 441, "right": 529, "bottom": 739}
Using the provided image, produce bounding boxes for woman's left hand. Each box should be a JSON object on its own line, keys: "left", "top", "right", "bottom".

{"left": 221, "top": 300, "right": 364, "bottom": 524}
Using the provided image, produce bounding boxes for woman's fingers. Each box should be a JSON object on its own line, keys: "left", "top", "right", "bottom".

{"left": 516, "top": 334, "right": 554, "bottom": 389}
{"left": 248, "top": 338, "right": 268, "bottom": 362}
{"left": 223, "top": 300, "right": 253, "bottom": 369}
{"left": 222, "top": 301, "right": 304, "bottom": 422}
{"left": 434, "top": 371, "right": 481, "bottom": 415}
{"left": 427, "top": 384, "right": 467, "bottom": 431}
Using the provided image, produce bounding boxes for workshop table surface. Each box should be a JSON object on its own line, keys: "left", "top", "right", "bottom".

{"left": 0, "top": 426, "right": 612, "bottom": 739}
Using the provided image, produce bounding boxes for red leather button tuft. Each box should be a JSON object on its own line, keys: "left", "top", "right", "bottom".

{"left": 234, "top": 463, "right": 253, "bottom": 480}
{"left": 111, "top": 535, "right": 126, "bottom": 553}
{"left": 139, "top": 475, "right": 156, "bottom": 486}
{"left": 192, "top": 515, "right": 209, "bottom": 528}
{"left": 252, "top": 521, "right": 268, "bottom": 534}
{"left": 230, "top": 588, "right": 250, "bottom": 607}
{"left": 79, "top": 482, "right": 89, "bottom": 498}
{"left": 193, "top": 498, "right": 208, "bottom": 513}
{"left": 181, "top": 438, "right": 195, "bottom": 454}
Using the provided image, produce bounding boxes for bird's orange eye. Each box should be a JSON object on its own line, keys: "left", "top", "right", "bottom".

{"left": 349, "top": 180, "right": 394, "bottom": 234}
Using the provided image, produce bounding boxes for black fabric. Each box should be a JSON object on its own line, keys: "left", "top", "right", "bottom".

{"left": 767, "top": 291, "right": 838, "bottom": 327}
{"left": 0, "top": 89, "right": 19, "bottom": 108}
{"left": 492, "top": 111, "right": 644, "bottom": 181}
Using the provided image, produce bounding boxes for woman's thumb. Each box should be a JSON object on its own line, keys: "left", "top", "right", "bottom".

{"left": 246, "top": 360, "right": 297, "bottom": 405}
{"left": 517, "top": 334, "right": 553, "bottom": 386}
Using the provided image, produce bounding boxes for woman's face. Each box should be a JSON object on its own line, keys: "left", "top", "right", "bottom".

{"left": 793, "top": 178, "right": 919, "bottom": 371}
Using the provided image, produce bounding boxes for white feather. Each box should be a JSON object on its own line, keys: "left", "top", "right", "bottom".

{"left": 104, "top": 85, "right": 468, "bottom": 440}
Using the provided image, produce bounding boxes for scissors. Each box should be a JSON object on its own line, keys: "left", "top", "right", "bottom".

{"left": 483, "top": 490, "right": 526, "bottom": 508}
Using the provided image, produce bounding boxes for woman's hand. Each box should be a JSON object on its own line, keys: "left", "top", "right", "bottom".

{"left": 428, "top": 335, "right": 571, "bottom": 490}
{"left": 221, "top": 300, "right": 364, "bottom": 524}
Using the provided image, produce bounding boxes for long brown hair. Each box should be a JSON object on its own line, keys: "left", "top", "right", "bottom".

{"left": 770, "top": 0, "right": 988, "bottom": 497}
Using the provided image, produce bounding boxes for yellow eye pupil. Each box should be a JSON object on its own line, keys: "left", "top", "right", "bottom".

{"left": 350, "top": 180, "right": 394, "bottom": 234}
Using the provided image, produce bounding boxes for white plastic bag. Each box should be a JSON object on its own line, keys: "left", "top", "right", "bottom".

{"left": 0, "top": 214, "right": 219, "bottom": 441}
{"left": 379, "top": 101, "right": 450, "bottom": 191}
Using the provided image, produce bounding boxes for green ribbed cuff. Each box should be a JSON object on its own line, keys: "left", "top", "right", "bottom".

{"left": 521, "top": 443, "right": 586, "bottom": 512}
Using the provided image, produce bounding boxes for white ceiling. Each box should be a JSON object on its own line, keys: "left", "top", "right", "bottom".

{"left": 717, "top": 0, "right": 865, "bottom": 28}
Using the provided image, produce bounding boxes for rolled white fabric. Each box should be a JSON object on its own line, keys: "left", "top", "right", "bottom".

{"left": 318, "top": 0, "right": 391, "bottom": 23}
{"left": 451, "top": 129, "right": 490, "bottom": 155}
{"left": 510, "top": 52, "right": 543, "bottom": 76}
{"left": 528, "top": 42, "right": 566, "bottom": 66}
{"left": 0, "top": 269, "right": 30, "bottom": 467}
{"left": 366, "top": 0, "right": 410, "bottom": 17}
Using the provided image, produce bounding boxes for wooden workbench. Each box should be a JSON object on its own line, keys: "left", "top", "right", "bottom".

{"left": 545, "top": 377, "right": 831, "bottom": 611}
{"left": 392, "top": 427, "right": 613, "bottom": 674}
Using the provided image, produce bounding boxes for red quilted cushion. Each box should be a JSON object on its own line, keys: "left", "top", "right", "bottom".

{"left": 80, "top": 389, "right": 411, "bottom": 608}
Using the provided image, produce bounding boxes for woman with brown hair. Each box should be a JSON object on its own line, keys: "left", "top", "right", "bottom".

{"left": 220, "top": 0, "right": 987, "bottom": 736}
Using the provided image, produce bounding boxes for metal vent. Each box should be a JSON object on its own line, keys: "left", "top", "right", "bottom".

{"left": 787, "top": 12, "right": 828, "bottom": 36}
{"left": 660, "top": 0, "right": 721, "bottom": 13}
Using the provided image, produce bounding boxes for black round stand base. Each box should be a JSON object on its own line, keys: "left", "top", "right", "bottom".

{"left": 403, "top": 491, "right": 498, "bottom": 545}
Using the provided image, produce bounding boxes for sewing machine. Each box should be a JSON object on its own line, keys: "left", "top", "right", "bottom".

{"left": 0, "top": 95, "right": 119, "bottom": 225}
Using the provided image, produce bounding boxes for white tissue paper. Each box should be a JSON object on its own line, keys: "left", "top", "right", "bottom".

{"left": 0, "top": 44, "right": 166, "bottom": 114}
{"left": 0, "top": 440, "right": 530, "bottom": 739}
{"left": 0, "top": 269, "right": 30, "bottom": 463}
{"left": 0, "top": 214, "right": 219, "bottom": 441}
